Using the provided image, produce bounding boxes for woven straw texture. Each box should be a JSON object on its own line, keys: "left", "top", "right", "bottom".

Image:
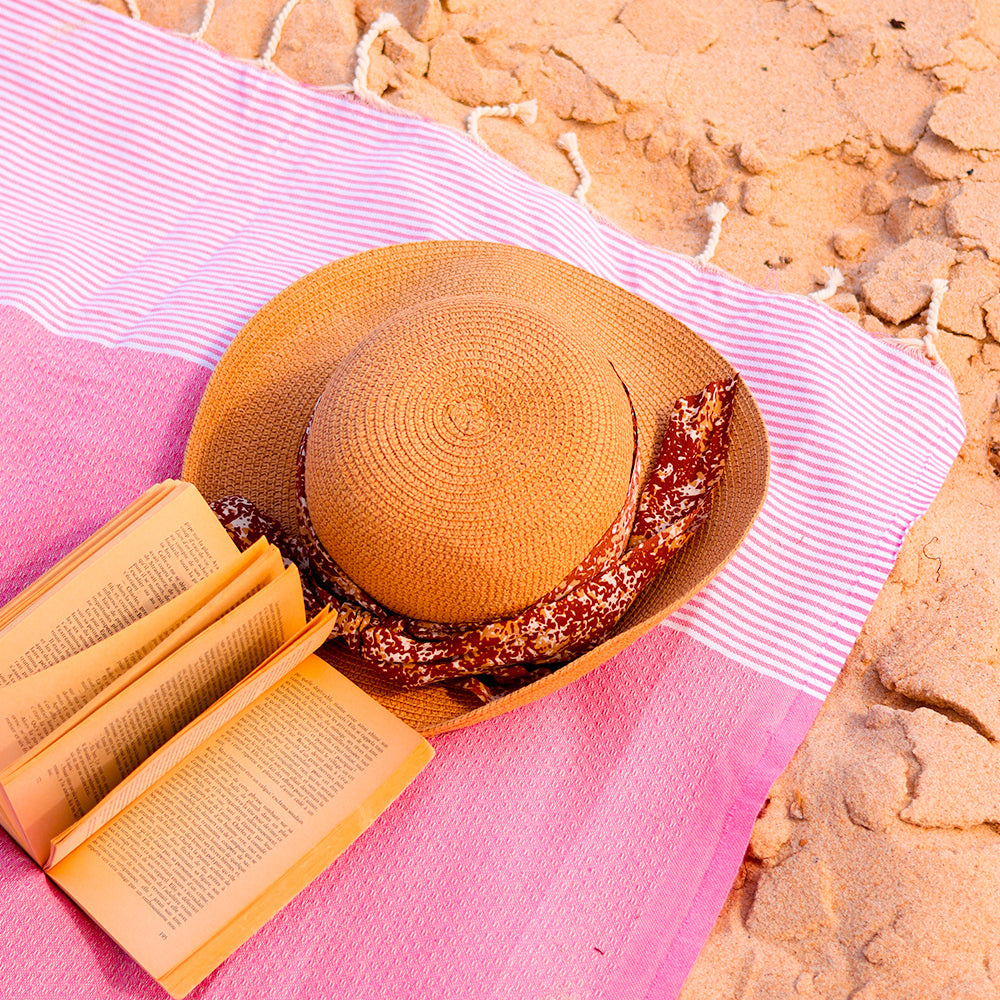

{"left": 183, "top": 241, "right": 770, "bottom": 734}
{"left": 307, "top": 292, "right": 634, "bottom": 622}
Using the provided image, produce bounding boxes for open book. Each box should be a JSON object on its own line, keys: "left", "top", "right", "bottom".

{"left": 0, "top": 481, "right": 433, "bottom": 998}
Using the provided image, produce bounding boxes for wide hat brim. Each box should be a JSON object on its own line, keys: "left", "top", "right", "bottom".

{"left": 183, "top": 241, "right": 770, "bottom": 735}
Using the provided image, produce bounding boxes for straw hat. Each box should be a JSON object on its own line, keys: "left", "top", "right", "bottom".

{"left": 183, "top": 241, "right": 769, "bottom": 735}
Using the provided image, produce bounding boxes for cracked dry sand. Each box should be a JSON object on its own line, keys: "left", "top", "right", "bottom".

{"left": 91, "top": 0, "right": 1000, "bottom": 995}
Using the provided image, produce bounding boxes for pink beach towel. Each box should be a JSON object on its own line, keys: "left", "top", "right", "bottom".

{"left": 0, "top": 2, "right": 964, "bottom": 997}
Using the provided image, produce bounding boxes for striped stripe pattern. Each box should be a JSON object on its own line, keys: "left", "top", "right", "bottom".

{"left": 2, "top": 0, "right": 965, "bottom": 701}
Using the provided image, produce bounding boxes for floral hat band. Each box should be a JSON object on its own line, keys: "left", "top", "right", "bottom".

{"left": 209, "top": 374, "right": 737, "bottom": 705}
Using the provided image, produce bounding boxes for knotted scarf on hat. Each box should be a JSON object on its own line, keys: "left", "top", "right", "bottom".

{"left": 209, "top": 377, "right": 737, "bottom": 703}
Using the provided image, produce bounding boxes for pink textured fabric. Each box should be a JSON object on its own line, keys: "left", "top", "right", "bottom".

{"left": 0, "top": 2, "right": 964, "bottom": 998}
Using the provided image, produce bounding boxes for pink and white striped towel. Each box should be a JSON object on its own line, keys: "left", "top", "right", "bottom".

{"left": 0, "top": 2, "right": 964, "bottom": 998}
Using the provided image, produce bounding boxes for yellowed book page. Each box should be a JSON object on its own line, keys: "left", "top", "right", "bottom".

{"left": 0, "top": 791, "right": 27, "bottom": 848}
{"left": 0, "top": 483, "right": 172, "bottom": 631}
{"left": 0, "top": 482, "right": 238, "bottom": 686}
{"left": 162, "top": 738, "right": 432, "bottom": 1000}
{"left": 1, "top": 542, "right": 284, "bottom": 781}
{"left": 47, "top": 609, "right": 337, "bottom": 867}
{"left": 1, "top": 566, "right": 306, "bottom": 864}
{"left": 0, "top": 539, "right": 275, "bottom": 771}
{"left": 0, "top": 804, "right": 24, "bottom": 844}
{"left": 0, "top": 483, "right": 173, "bottom": 634}
{"left": 48, "top": 655, "right": 432, "bottom": 996}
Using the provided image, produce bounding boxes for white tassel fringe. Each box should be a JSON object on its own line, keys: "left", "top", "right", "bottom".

{"left": 557, "top": 132, "right": 592, "bottom": 205}
{"left": 693, "top": 202, "right": 729, "bottom": 264}
{"left": 466, "top": 100, "right": 538, "bottom": 147}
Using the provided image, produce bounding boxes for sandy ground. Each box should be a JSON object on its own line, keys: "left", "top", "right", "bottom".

{"left": 92, "top": 0, "right": 1000, "bottom": 995}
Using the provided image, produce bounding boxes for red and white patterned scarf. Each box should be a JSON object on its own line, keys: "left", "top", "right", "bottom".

{"left": 211, "top": 376, "right": 737, "bottom": 702}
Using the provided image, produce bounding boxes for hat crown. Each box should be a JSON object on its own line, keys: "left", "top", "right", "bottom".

{"left": 305, "top": 293, "right": 634, "bottom": 623}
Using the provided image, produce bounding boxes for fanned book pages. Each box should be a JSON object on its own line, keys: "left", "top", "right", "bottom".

{"left": 0, "top": 481, "right": 433, "bottom": 998}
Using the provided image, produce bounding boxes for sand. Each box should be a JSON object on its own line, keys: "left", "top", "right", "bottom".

{"left": 90, "top": 0, "right": 1000, "bottom": 994}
